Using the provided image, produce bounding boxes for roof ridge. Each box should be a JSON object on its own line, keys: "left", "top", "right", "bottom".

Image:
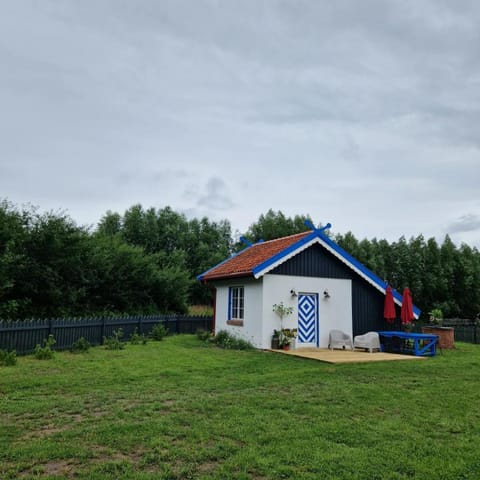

{"left": 251, "top": 230, "right": 312, "bottom": 245}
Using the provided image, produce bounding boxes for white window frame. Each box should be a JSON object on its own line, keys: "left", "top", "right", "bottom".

{"left": 229, "top": 286, "right": 244, "bottom": 320}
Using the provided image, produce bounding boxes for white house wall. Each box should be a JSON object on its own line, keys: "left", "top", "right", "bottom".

{"left": 214, "top": 278, "right": 264, "bottom": 348}
{"left": 262, "top": 274, "right": 352, "bottom": 349}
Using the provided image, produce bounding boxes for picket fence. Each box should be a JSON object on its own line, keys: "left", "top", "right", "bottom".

{"left": 0, "top": 314, "right": 213, "bottom": 355}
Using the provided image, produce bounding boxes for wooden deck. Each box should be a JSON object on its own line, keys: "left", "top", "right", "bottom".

{"left": 268, "top": 347, "right": 426, "bottom": 364}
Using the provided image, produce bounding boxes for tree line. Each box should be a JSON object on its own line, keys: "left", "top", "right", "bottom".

{"left": 1, "top": 202, "right": 479, "bottom": 320}
{"left": 0, "top": 201, "right": 231, "bottom": 319}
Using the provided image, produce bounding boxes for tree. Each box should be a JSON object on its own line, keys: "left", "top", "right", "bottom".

{"left": 86, "top": 236, "right": 190, "bottom": 314}
{"left": 3, "top": 199, "right": 480, "bottom": 320}
{"left": 439, "top": 235, "right": 460, "bottom": 317}
{"left": 0, "top": 200, "right": 28, "bottom": 318}
{"left": 240, "top": 209, "right": 313, "bottom": 247}
{"left": 94, "top": 205, "right": 233, "bottom": 307}
{"left": 96, "top": 211, "right": 122, "bottom": 237}
{"left": 0, "top": 204, "right": 94, "bottom": 318}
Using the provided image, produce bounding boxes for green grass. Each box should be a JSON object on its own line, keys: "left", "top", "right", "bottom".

{"left": 1, "top": 336, "right": 480, "bottom": 479}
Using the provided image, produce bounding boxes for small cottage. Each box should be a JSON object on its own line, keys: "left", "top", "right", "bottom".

{"left": 198, "top": 224, "right": 420, "bottom": 349}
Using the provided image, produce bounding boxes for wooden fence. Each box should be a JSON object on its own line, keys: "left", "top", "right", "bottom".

{"left": 0, "top": 314, "right": 214, "bottom": 355}
{"left": 442, "top": 318, "right": 480, "bottom": 344}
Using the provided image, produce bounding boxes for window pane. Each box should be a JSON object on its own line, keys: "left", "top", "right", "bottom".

{"left": 230, "top": 286, "right": 244, "bottom": 319}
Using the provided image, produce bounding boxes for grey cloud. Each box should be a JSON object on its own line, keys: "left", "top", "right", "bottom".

{"left": 1, "top": 1, "right": 480, "bottom": 248}
{"left": 448, "top": 214, "right": 480, "bottom": 234}
{"left": 196, "top": 177, "right": 235, "bottom": 211}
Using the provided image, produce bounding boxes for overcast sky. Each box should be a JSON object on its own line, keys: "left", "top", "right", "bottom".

{"left": 1, "top": 1, "right": 479, "bottom": 247}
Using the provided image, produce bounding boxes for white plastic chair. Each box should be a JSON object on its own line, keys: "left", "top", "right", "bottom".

{"left": 328, "top": 330, "right": 354, "bottom": 350}
{"left": 354, "top": 332, "right": 381, "bottom": 353}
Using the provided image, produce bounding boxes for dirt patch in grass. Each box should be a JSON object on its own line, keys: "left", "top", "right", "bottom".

{"left": 196, "top": 460, "right": 219, "bottom": 474}
{"left": 68, "top": 413, "right": 84, "bottom": 422}
{"left": 91, "top": 445, "right": 146, "bottom": 464}
{"left": 43, "top": 460, "right": 75, "bottom": 476}
{"left": 20, "top": 413, "right": 84, "bottom": 440}
{"left": 21, "top": 424, "right": 68, "bottom": 440}
{"left": 17, "top": 460, "right": 77, "bottom": 479}
{"left": 90, "top": 408, "right": 109, "bottom": 418}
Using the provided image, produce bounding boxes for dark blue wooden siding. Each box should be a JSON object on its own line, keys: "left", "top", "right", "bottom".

{"left": 270, "top": 244, "right": 388, "bottom": 335}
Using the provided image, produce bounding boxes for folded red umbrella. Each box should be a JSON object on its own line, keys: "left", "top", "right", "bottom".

{"left": 383, "top": 285, "right": 396, "bottom": 323}
{"left": 401, "top": 287, "right": 414, "bottom": 325}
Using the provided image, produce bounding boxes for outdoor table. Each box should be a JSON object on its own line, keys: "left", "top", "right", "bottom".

{"left": 377, "top": 331, "right": 438, "bottom": 357}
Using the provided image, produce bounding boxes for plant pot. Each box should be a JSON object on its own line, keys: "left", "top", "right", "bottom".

{"left": 422, "top": 326, "right": 454, "bottom": 349}
{"left": 271, "top": 337, "right": 280, "bottom": 350}
{"left": 282, "top": 344, "right": 290, "bottom": 351}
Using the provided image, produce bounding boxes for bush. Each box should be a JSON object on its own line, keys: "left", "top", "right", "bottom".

{"left": 196, "top": 328, "right": 214, "bottom": 342}
{"left": 0, "top": 349, "right": 17, "bottom": 366}
{"left": 34, "top": 334, "right": 56, "bottom": 360}
{"left": 103, "top": 329, "right": 125, "bottom": 350}
{"left": 130, "top": 328, "right": 148, "bottom": 345}
{"left": 70, "top": 337, "right": 91, "bottom": 353}
{"left": 212, "top": 330, "right": 254, "bottom": 350}
{"left": 150, "top": 323, "right": 168, "bottom": 341}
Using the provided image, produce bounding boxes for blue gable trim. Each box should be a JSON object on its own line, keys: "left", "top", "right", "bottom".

{"left": 253, "top": 229, "right": 421, "bottom": 318}
{"left": 316, "top": 231, "right": 421, "bottom": 317}
{"left": 252, "top": 231, "right": 318, "bottom": 277}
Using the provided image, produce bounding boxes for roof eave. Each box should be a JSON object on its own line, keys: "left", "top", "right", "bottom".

{"left": 197, "top": 244, "right": 254, "bottom": 281}
{"left": 200, "top": 271, "right": 255, "bottom": 282}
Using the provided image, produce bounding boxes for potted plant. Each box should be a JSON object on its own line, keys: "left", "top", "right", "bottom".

{"left": 428, "top": 308, "right": 443, "bottom": 326}
{"left": 422, "top": 308, "right": 455, "bottom": 349}
{"left": 272, "top": 302, "right": 294, "bottom": 350}
{"left": 282, "top": 328, "right": 298, "bottom": 349}
{"left": 278, "top": 330, "right": 291, "bottom": 350}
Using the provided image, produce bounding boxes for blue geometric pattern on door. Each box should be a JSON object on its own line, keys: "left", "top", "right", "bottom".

{"left": 298, "top": 293, "right": 318, "bottom": 345}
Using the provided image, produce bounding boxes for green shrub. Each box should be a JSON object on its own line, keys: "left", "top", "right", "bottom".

{"left": 212, "top": 330, "right": 254, "bottom": 350}
{"left": 196, "top": 328, "right": 214, "bottom": 342}
{"left": 150, "top": 323, "right": 168, "bottom": 341}
{"left": 130, "top": 328, "right": 148, "bottom": 345}
{"left": 34, "top": 335, "right": 56, "bottom": 360}
{"left": 70, "top": 337, "right": 91, "bottom": 353}
{"left": 0, "top": 349, "right": 17, "bottom": 366}
{"left": 103, "top": 329, "right": 125, "bottom": 350}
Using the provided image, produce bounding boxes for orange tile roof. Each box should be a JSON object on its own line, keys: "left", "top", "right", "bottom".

{"left": 200, "top": 231, "right": 312, "bottom": 281}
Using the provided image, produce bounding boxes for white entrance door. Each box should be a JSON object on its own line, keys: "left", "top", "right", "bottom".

{"left": 297, "top": 293, "right": 319, "bottom": 347}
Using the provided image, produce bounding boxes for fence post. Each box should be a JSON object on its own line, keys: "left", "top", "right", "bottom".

{"left": 100, "top": 317, "right": 106, "bottom": 345}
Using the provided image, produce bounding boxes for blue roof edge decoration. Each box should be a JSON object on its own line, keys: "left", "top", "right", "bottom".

{"left": 253, "top": 222, "right": 421, "bottom": 318}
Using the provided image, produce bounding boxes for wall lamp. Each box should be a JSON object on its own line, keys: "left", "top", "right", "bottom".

{"left": 323, "top": 289, "right": 330, "bottom": 299}
{"left": 290, "top": 289, "right": 297, "bottom": 298}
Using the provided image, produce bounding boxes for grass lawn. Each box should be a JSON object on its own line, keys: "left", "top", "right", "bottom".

{"left": 1, "top": 336, "right": 480, "bottom": 479}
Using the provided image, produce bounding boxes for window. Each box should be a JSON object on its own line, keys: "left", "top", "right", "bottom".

{"left": 229, "top": 286, "right": 244, "bottom": 321}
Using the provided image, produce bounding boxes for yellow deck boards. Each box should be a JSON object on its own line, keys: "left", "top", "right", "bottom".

{"left": 268, "top": 347, "right": 426, "bottom": 364}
